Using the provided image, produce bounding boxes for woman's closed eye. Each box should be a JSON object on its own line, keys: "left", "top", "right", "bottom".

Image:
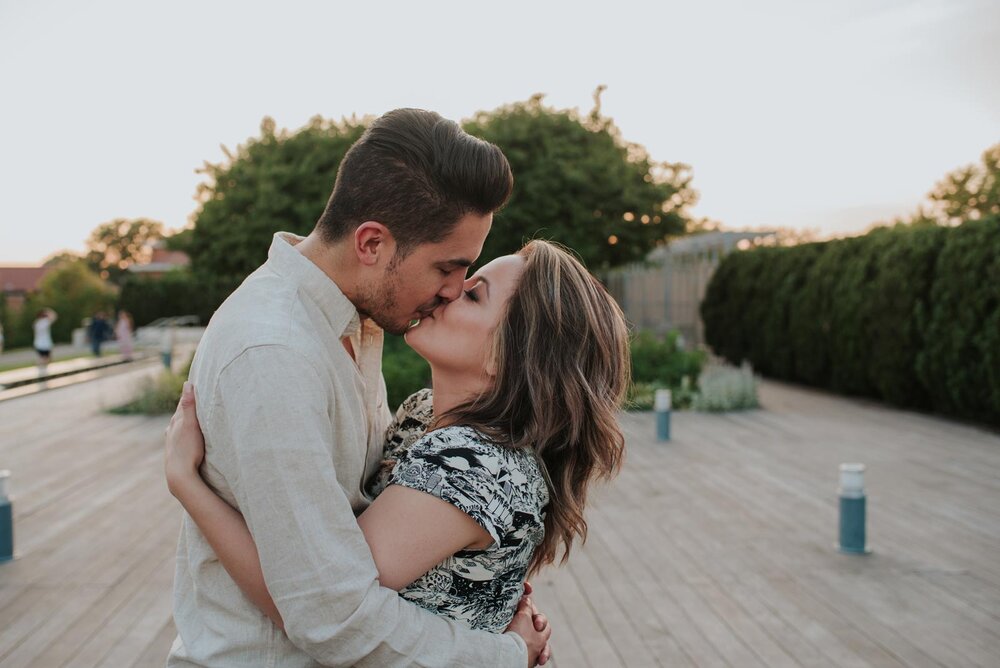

{"left": 464, "top": 288, "right": 479, "bottom": 302}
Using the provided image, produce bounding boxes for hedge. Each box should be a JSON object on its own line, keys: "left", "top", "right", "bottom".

{"left": 118, "top": 271, "right": 237, "bottom": 327}
{"left": 701, "top": 218, "right": 1000, "bottom": 425}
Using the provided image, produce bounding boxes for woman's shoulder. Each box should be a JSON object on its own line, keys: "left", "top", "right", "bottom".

{"left": 408, "top": 425, "right": 507, "bottom": 463}
{"left": 405, "top": 427, "right": 547, "bottom": 503}
{"left": 392, "top": 425, "right": 547, "bottom": 543}
{"left": 384, "top": 389, "right": 433, "bottom": 449}
{"left": 399, "top": 388, "right": 433, "bottom": 413}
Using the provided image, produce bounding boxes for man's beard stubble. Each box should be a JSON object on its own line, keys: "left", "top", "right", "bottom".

{"left": 356, "top": 255, "right": 442, "bottom": 336}
{"left": 356, "top": 272, "right": 409, "bottom": 336}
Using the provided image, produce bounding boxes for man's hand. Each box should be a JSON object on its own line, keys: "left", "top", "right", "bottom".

{"left": 506, "top": 581, "right": 552, "bottom": 666}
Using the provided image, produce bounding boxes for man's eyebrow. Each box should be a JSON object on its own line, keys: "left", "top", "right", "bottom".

{"left": 437, "top": 258, "right": 474, "bottom": 268}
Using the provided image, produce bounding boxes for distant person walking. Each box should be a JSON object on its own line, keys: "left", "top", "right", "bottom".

{"left": 115, "top": 311, "right": 134, "bottom": 361}
{"left": 88, "top": 311, "right": 112, "bottom": 357}
{"left": 33, "top": 308, "right": 57, "bottom": 367}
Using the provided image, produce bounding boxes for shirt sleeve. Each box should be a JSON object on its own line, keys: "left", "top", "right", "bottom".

{"left": 389, "top": 427, "right": 516, "bottom": 547}
{"left": 208, "top": 346, "right": 526, "bottom": 667}
{"left": 384, "top": 389, "right": 434, "bottom": 453}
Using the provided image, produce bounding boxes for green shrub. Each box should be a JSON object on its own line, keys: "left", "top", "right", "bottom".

{"left": 864, "top": 224, "right": 945, "bottom": 408}
{"left": 626, "top": 330, "right": 704, "bottom": 411}
{"left": 381, "top": 328, "right": 706, "bottom": 414}
{"left": 110, "top": 369, "right": 188, "bottom": 415}
{"left": 110, "top": 355, "right": 193, "bottom": 415}
{"left": 381, "top": 334, "right": 431, "bottom": 411}
{"left": 701, "top": 250, "right": 760, "bottom": 365}
{"left": 626, "top": 376, "right": 698, "bottom": 411}
{"left": 118, "top": 270, "right": 236, "bottom": 327}
{"left": 692, "top": 362, "right": 759, "bottom": 412}
{"left": 760, "top": 243, "right": 825, "bottom": 380}
{"left": 630, "top": 330, "right": 705, "bottom": 387}
{"left": 702, "top": 217, "right": 1000, "bottom": 425}
{"left": 917, "top": 218, "right": 1000, "bottom": 421}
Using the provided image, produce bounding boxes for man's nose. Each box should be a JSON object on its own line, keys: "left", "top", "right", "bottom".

{"left": 438, "top": 272, "right": 466, "bottom": 303}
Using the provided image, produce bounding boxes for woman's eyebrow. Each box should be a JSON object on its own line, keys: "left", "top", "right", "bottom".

{"left": 468, "top": 276, "right": 490, "bottom": 298}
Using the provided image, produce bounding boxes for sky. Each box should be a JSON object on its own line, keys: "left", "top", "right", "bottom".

{"left": 1, "top": 0, "right": 998, "bottom": 264}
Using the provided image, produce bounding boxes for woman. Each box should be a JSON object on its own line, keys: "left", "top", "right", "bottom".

{"left": 33, "top": 308, "right": 57, "bottom": 367}
{"left": 165, "top": 240, "right": 630, "bottom": 633}
{"left": 115, "top": 310, "right": 134, "bottom": 361}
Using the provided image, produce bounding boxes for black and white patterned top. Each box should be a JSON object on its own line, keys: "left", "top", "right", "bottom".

{"left": 367, "top": 389, "right": 549, "bottom": 633}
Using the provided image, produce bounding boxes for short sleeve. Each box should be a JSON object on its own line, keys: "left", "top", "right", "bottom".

{"left": 383, "top": 389, "right": 434, "bottom": 454}
{"left": 389, "top": 427, "right": 516, "bottom": 547}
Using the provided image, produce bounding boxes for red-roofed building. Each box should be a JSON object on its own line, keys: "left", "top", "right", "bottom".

{"left": 0, "top": 266, "right": 52, "bottom": 310}
{"left": 127, "top": 241, "right": 191, "bottom": 279}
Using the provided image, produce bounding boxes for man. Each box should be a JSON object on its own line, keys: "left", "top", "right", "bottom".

{"left": 169, "top": 109, "right": 551, "bottom": 667}
{"left": 88, "top": 311, "right": 112, "bottom": 357}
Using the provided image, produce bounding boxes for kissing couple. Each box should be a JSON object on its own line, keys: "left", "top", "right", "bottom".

{"left": 163, "top": 108, "right": 630, "bottom": 667}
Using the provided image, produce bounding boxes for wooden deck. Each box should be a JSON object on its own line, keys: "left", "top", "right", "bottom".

{"left": 0, "top": 371, "right": 998, "bottom": 667}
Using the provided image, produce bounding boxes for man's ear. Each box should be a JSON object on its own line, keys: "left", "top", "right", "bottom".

{"left": 354, "top": 222, "right": 396, "bottom": 268}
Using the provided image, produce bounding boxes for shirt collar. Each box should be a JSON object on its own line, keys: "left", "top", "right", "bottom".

{"left": 266, "top": 232, "right": 362, "bottom": 338}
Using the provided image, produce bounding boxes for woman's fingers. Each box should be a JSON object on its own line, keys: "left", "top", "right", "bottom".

{"left": 167, "top": 382, "right": 197, "bottom": 436}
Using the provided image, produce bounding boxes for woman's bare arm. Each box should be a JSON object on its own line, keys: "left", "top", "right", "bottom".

{"left": 167, "top": 472, "right": 489, "bottom": 626}
{"left": 165, "top": 384, "right": 490, "bottom": 627}
{"left": 167, "top": 473, "right": 286, "bottom": 628}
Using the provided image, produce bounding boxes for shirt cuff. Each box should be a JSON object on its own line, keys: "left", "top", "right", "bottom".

{"left": 503, "top": 630, "right": 529, "bottom": 667}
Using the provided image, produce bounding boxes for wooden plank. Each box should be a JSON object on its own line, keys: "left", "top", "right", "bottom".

{"left": 523, "top": 575, "right": 589, "bottom": 668}
{"left": 129, "top": 617, "right": 176, "bottom": 668}
{"left": 3, "top": 373, "right": 1000, "bottom": 667}
{"left": 657, "top": 431, "right": 953, "bottom": 667}
{"left": 546, "top": 561, "right": 622, "bottom": 667}
{"left": 614, "top": 434, "right": 872, "bottom": 668}
{"left": 9, "top": 506, "right": 177, "bottom": 666}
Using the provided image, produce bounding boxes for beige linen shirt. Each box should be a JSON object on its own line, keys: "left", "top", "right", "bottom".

{"left": 168, "top": 233, "right": 527, "bottom": 667}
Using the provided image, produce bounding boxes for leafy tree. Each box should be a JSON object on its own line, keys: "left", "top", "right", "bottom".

{"left": 164, "top": 227, "right": 194, "bottom": 253}
{"left": 926, "top": 143, "right": 1000, "bottom": 225}
{"left": 13, "top": 261, "right": 117, "bottom": 345}
{"left": 42, "top": 250, "right": 83, "bottom": 267}
{"left": 85, "top": 217, "right": 164, "bottom": 285}
{"left": 188, "top": 96, "right": 695, "bottom": 285}
{"left": 463, "top": 93, "right": 693, "bottom": 268}
{"left": 189, "top": 115, "right": 367, "bottom": 284}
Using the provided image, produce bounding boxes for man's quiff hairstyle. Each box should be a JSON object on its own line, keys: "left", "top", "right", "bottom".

{"left": 316, "top": 108, "right": 513, "bottom": 254}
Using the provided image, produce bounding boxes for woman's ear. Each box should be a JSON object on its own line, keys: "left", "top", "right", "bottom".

{"left": 354, "top": 221, "right": 396, "bottom": 267}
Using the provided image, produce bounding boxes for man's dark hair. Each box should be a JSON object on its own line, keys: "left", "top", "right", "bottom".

{"left": 316, "top": 108, "right": 513, "bottom": 254}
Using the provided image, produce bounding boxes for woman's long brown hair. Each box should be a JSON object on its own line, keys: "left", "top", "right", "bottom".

{"left": 440, "top": 240, "right": 630, "bottom": 574}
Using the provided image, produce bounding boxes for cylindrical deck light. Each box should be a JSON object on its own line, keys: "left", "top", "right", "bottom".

{"left": 0, "top": 471, "right": 13, "bottom": 562}
{"left": 655, "top": 389, "right": 672, "bottom": 441}
{"left": 837, "top": 463, "right": 871, "bottom": 554}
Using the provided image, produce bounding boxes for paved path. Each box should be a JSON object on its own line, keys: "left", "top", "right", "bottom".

{"left": 0, "top": 375, "right": 997, "bottom": 667}
{"left": 0, "top": 345, "right": 91, "bottom": 369}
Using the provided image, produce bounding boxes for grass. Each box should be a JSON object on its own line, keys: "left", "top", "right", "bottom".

{"left": 109, "top": 355, "right": 193, "bottom": 415}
